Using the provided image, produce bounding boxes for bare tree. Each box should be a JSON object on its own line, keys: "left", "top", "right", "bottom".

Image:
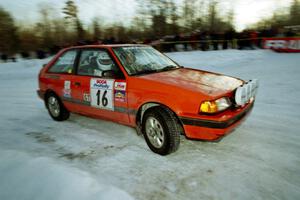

{"left": 0, "top": 7, "right": 19, "bottom": 55}
{"left": 182, "top": 0, "right": 197, "bottom": 32}
{"left": 289, "top": 0, "right": 300, "bottom": 25}
{"left": 207, "top": 0, "right": 218, "bottom": 32}
{"left": 36, "top": 3, "right": 55, "bottom": 50}
{"left": 226, "top": 8, "right": 235, "bottom": 31}
{"left": 92, "top": 17, "right": 102, "bottom": 41}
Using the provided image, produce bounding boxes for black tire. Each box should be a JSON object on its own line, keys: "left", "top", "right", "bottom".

{"left": 142, "top": 107, "right": 180, "bottom": 155}
{"left": 45, "top": 92, "right": 70, "bottom": 121}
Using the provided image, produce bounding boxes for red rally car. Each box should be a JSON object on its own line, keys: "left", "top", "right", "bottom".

{"left": 37, "top": 44, "right": 258, "bottom": 155}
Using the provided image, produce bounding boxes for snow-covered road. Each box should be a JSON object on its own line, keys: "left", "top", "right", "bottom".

{"left": 0, "top": 50, "right": 299, "bottom": 200}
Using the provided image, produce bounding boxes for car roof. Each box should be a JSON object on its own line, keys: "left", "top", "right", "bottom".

{"left": 65, "top": 44, "right": 149, "bottom": 50}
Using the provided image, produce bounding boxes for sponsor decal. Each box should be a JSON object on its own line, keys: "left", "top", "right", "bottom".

{"left": 114, "top": 90, "right": 126, "bottom": 102}
{"left": 64, "top": 80, "right": 71, "bottom": 90}
{"left": 63, "top": 80, "right": 71, "bottom": 97}
{"left": 92, "top": 79, "right": 111, "bottom": 90}
{"left": 63, "top": 89, "right": 71, "bottom": 98}
{"left": 114, "top": 82, "right": 126, "bottom": 91}
{"left": 83, "top": 93, "right": 91, "bottom": 102}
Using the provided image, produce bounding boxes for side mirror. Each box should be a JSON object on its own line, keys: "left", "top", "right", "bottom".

{"left": 102, "top": 70, "right": 116, "bottom": 78}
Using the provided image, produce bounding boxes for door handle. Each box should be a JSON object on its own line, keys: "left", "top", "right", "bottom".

{"left": 74, "top": 82, "right": 81, "bottom": 87}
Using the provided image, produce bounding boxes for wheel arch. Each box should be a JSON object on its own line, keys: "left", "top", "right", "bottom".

{"left": 135, "top": 102, "right": 185, "bottom": 135}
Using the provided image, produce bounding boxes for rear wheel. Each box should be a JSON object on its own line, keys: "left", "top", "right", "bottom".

{"left": 46, "top": 93, "right": 70, "bottom": 121}
{"left": 142, "top": 107, "right": 180, "bottom": 155}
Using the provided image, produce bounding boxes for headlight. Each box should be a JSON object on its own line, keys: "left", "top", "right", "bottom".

{"left": 200, "top": 97, "right": 232, "bottom": 114}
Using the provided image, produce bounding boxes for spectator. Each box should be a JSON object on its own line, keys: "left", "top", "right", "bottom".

{"left": 1, "top": 54, "right": 8, "bottom": 62}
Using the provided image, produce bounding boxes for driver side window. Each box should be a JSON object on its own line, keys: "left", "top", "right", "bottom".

{"left": 77, "top": 49, "right": 119, "bottom": 78}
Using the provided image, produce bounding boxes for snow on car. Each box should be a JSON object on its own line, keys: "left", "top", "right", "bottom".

{"left": 37, "top": 44, "right": 258, "bottom": 155}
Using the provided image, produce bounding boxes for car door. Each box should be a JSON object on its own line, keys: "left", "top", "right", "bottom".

{"left": 45, "top": 49, "right": 79, "bottom": 112}
{"left": 72, "top": 48, "right": 130, "bottom": 125}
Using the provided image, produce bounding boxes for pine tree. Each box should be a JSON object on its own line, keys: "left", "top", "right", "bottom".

{"left": 63, "top": 0, "right": 84, "bottom": 41}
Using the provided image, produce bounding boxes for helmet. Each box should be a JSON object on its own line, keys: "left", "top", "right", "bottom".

{"left": 98, "top": 52, "right": 112, "bottom": 65}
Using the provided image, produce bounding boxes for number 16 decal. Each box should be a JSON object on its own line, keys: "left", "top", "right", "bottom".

{"left": 96, "top": 90, "right": 108, "bottom": 107}
{"left": 90, "top": 79, "right": 114, "bottom": 110}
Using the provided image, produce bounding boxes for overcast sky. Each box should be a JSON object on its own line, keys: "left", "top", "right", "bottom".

{"left": 0, "top": 0, "right": 294, "bottom": 31}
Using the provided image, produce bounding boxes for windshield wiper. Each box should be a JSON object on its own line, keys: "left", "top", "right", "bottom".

{"left": 132, "top": 65, "right": 180, "bottom": 76}
{"left": 159, "top": 65, "right": 180, "bottom": 72}
{"left": 132, "top": 69, "right": 158, "bottom": 76}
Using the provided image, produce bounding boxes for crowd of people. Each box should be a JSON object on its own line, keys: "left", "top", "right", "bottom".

{"left": 1, "top": 28, "right": 299, "bottom": 63}
{"left": 149, "top": 28, "right": 299, "bottom": 52}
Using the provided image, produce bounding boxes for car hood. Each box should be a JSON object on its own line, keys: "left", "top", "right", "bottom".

{"left": 137, "top": 68, "right": 243, "bottom": 98}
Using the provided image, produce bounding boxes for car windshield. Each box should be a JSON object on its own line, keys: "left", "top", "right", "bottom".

{"left": 113, "top": 46, "right": 180, "bottom": 76}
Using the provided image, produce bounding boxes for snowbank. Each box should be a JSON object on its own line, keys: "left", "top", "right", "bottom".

{"left": 0, "top": 49, "right": 300, "bottom": 200}
{"left": 0, "top": 150, "right": 133, "bottom": 200}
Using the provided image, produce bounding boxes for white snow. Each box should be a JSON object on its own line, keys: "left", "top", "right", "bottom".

{"left": 0, "top": 50, "right": 300, "bottom": 200}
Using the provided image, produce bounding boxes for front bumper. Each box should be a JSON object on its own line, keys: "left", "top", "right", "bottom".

{"left": 179, "top": 102, "right": 254, "bottom": 140}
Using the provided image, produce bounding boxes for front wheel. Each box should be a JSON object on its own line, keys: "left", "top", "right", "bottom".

{"left": 46, "top": 93, "right": 70, "bottom": 121}
{"left": 142, "top": 107, "right": 180, "bottom": 155}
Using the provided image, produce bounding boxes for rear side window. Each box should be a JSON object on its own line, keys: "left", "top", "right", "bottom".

{"left": 48, "top": 50, "right": 77, "bottom": 74}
